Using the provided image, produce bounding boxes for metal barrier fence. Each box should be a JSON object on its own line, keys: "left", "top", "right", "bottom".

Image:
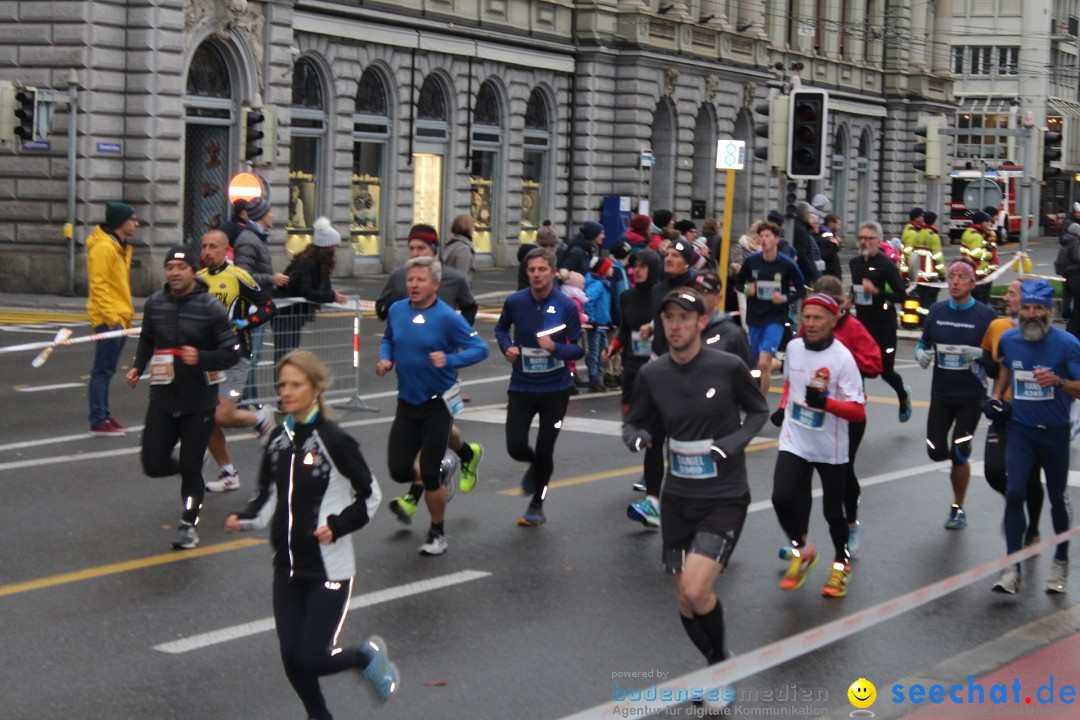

{"left": 246, "top": 298, "right": 377, "bottom": 411}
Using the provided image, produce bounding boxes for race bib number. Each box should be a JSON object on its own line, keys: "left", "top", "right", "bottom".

{"left": 521, "top": 346, "right": 564, "bottom": 374}
{"left": 936, "top": 344, "right": 970, "bottom": 371}
{"left": 756, "top": 280, "right": 781, "bottom": 301}
{"left": 790, "top": 402, "right": 826, "bottom": 430}
{"left": 1013, "top": 370, "right": 1054, "bottom": 402}
{"left": 442, "top": 381, "right": 465, "bottom": 415}
{"left": 852, "top": 285, "right": 873, "bottom": 306}
{"left": 631, "top": 330, "right": 652, "bottom": 357}
{"left": 149, "top": 352, "right": 175, "bottom": 386}
{"left": 205, "top": 370, "right": 225, "bottom": 386}
{"left": 668, "top": 438, "right": 717, "bottom": 479}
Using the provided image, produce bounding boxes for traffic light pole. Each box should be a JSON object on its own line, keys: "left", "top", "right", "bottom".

{"left": 1019, "top": 126, "right": 1033, "bottom": 254}
{"left": 65, "top": 73, "right": 78, "bottom": 295}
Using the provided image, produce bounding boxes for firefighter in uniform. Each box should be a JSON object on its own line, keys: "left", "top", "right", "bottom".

{"left": 905, "top": 210, "right": 945, "bottom": 314}
{"left": 899, "top": 207, "right": 924, "bottom": 277}
{"left": 960, "top": 210, "right": 997, "bottom": 305}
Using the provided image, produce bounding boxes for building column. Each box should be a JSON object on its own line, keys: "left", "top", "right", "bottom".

{"left": 847, "top": 0, "right": 866, "bottom": 62}
{"left": 764, "top": 0, "right": 786, "bottom": 43}
{"left": 821, "top": 0, "right": 842, "bottom": 57}
{"left": 929, "top": 0, "right": 952, "bottom": 73}
{"left": 908, "top": 0, "right": 928, "bottom": 69}
{"left": 793, "top": 0, "right": 815, "bottom": 53}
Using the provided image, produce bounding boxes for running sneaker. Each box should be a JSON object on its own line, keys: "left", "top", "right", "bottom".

{"left": 944, "top": 504, "right": 967, "bottom": 530}
{"left": 389, "top": 496, "right": 418, "bottom": 525}
{"left": 779, "top": 544, "right": 818, "bottom": 590}
{"left": 107, "top": 417, "right": 129, "bottom": 431}
{"left": 419, "top": 530, "right": 448, "bottom": 556}
{"left": 254, "top": 406, "right": 274, "bottom": 437}
{"left": 459, "top": 442, "right": 483, "bottom": 494}
{"left": 205, "top": 469, "right": 241, "bottom": 492}
{"left": 172, "top": 521, "right": 199, "bottom": 550}
{"left": 362, "top": 635, "right": 400, "bottom": 701}
{"left": 822, "top": 561, "right": 852, "bottom": 598}
{"left": 89, "top": 421, "right": 124, "bottom": 437}
{"left": 847, "top": 520, "right": 863, "bottom": 556}
{"left": 992, "top": 564, "right": 1021, "bottom": 594}
{"left": 1045, "top": 559, "right": 1069, "bottom": 594}
{"left": 518, "top": 502, "right": 546, "bottom": 527}
{"left": 626, "top": 498, "right": 660, "bottom": 528}
{"left": 521, "top": 468, "right": 535, "bottom": 495}
{"left": 898, "top": 386, "right": 913, "bottom": 423}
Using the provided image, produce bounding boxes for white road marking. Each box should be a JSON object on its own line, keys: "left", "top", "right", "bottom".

{"left": 153, "top": 569, "right": 492, "bottom": 654}
{"left": 14, "top": 382, "right": 85, "bottom": 392}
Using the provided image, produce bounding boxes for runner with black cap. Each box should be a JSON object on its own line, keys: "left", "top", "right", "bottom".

{"left": 770, "top": 293, "right": 866, "bottom": 598}
{"left": 623, "top": 287, "right": 768, "bottom": 677}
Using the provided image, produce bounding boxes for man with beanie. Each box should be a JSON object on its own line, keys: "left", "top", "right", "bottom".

{"left": 989, "top": 279, "right": 1080, "bottom": 594}
{"left": 623, "top": 288, "right": 767, "bottom": 689}
{"left": 86, "top": 202, "right": 138, "bottom": 435}
{"left": 650, "top": 209, "right": 674, "bottom": 250}
{"left": 626, "top": 214, "right": 652, "bottom": 252}
{"left": 125, "top": 246, "right": 239, "bottom": 550}
{"left": 375, "top": 225, "right": 476, "bottom": 323}
{"left": 560, "top": 220, "right": 604, "bottom": 276}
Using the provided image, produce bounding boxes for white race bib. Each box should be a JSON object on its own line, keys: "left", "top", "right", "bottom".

{"left": 668, "top": 438, "right": 717, "bottom": 479}
{"left": 521, "top": 346, "right": 565, "bottom": 374}
{"left": 1012, "top": 370, "right": 1054, "bottom": 402}
{"left": 790, "top": 401, "right": 826, "bottom": 430}
{"left": 149, "top": 352, "right": 175, "bottom": 385}
{"left": 936, "top": 344, "right": 971, "bottom": 371}
{"left": 852, "top": 285, "right": 873, "bottom": 306}
{"left": 442, "top": 381, "right": 465, "bottom": 415}
{"left": 630, "top": 330, "right": 652, "bottom": 357}
{"left": 205, "top": 370, "right": 225, "bottom": 386}
{"left": 756, "top": 280, "right": 782, "bottom": 301}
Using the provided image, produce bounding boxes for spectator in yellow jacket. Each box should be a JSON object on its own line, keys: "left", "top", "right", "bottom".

{"left": 961, "top": 210, "right": 996, "bottom": 303}
{"left": 86, "top": 202, "right": 138, "bottom": 436}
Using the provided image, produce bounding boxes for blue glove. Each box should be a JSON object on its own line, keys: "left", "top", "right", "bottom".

{"left": 231, "top": 319, "right": 248, "bottom": 330}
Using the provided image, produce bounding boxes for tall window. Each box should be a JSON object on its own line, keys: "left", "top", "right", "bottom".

{"left": 287, "top": 57, "right": 327, "bottom": 253}
{"left": 521, "top": 88, "right": 551, "bottom": 243}
{"left": 353, "top": 68, "right": 390, "bottom": 256}
{"left": 470, "top": 81, "right": 502, "bottom": 254}
{"left": 952, "top": 47, "right": 965, "bottom": 74}
{"left": 970, "top": 47, "right": 993, "bottom": 75}
{"left": 183, "top": 42, "right": 234, "bottom": 246}
{"left": 997, "top": 47, "right": 1019, "bottom": 75}
{"left": 413, "top": 75, "right": 450, "bottom": 236}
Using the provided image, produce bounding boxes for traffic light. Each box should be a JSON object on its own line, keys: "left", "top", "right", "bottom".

{"left": 1035, "top": 127, "right": 1063, "bottom": 181}
{"left": 13, "top": 87, "right": 37, "bottom": 141}
{"left": 784, "top": 181, "right": 799, "bottom": 219}
{"left": 913, "top": 116, "right": 946, "bottom": 180}
{"left": 786, "top": 88, "right": 828, "bottom": 179}
{"left": 0, "top": 83, "right": 15, "bottom": 143}
{"left": 241, "top": 107, "right": 265, "bottom": 164}
{"left": 753, "top": 94, "right": 789, "bottom": 172}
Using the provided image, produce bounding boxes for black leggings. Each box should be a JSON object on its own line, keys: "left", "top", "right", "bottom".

{"left": 926, "top": 395, "right": 982, "bottom": 465}
{"left": 866, "top": 323, "right": 906, "bottom": 402}
{"left": 772, "top": 451, "right": 849, "bottom": 563}
{"left": 387, "top": 398, "right": 453, "bottom": 491}
{"left": 140, "top": 403, "right": 215, "bottom": 524}
{"left": 273, "top": 567, "right": 373, "bottom": 720}
{"left": 984, "top": 422, "right": 1044, "bottom": 531}
{"left": 506, "top": 389, "right": 570, "bottom": 504}
{"left": 845, "top": 420, "right": 866, "bottom": 523}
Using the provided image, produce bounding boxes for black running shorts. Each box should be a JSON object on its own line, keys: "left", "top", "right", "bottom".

{"left": 660, "top": 492, "right": 749, "bottom": 574}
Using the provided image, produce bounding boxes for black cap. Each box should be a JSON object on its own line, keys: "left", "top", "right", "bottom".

{"left": 694, "top": 274, "right": 722, "bottom": 295}
{"left": 610, "top": 241, "right": 632, "bottom": 260}
{"left": 972, "top": 211, "right": 991, "bottom": 224}
{"left": 982, "top": 206, "right": 998, "bottom": 217}
{"left": 659, "top": 288, "right": 706, "bottom": 315}
{"left": 164, "top": 245, "right": 200, "bottom": 271}
{"left": 909, "top": 207, "right": 925, "bottom": 221}
{"left": 674, "top": 219, "right": 697, "bottom": 234}
{"left": 767, "top": 210, "right": 786, "bottom": 225}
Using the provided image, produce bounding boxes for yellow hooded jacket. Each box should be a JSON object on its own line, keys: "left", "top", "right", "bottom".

{"left": 85, "top": 225, "right": 134, "bottom": 328}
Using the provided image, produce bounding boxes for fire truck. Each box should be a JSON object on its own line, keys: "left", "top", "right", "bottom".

{"left": 947, "top": 165, "right": 1029, "bottom": 244}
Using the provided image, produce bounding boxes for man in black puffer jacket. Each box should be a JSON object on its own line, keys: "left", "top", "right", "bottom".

{"left": 126, "top": 246, "right": 239, "bottom": 550}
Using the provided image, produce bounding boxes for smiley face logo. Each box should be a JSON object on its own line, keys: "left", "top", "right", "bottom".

{"left": 848, "top": 678, "right": 876, "bottom": 709}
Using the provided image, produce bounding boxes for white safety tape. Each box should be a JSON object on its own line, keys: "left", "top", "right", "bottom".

{"left": 911, "top": 252, "right": 1059, "bottom": 290}
{"left": 557, "top": 524, "right": 1080, "bottom": 720}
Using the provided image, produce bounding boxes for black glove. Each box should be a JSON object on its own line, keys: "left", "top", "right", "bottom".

{"left": 981, "top": 397, "right": 1011, "bottom": 422}
{"left": 804, "top": 386, "right": 827, "bottom": 410}
{"left": 770, "top": 407, "right": 785, "bottom": 427}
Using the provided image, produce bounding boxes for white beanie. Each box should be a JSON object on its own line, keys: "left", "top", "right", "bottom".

{"left": 312, "top": 217, "right": 341, "bottom": 247}
{"left": 1073, "top": 201, "right": 1080, "bottom": 214}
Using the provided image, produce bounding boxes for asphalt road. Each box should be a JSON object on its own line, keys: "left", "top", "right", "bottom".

{"left": 1, "top": 238, "right": 1077, "bottom": 720}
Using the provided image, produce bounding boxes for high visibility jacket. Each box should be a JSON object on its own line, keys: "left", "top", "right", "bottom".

{"left": 904, "top": 226, "right": 945, "bottom": 282}
{"left": 960, "top": 225, "right": 997, "bottom": 277}
{"left": 899, "top": 222, "right": 922, "bottom": 276}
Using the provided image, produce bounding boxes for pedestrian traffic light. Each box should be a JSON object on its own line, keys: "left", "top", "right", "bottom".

{"left": 786, "top": 88, "right": 828, "bottom": 179}
{"left": 753, "top": 94, "right": 789, "bottom": 172}
{"left": 785, "top": 181, "right": 799, "bottom": 219}
{"left": 1035, "top": 127, "right": 1063, "bottom": 181}
{"left": 241, "top": 106, "right": 265, "bottom": 164}
{"left": 0, "top": 83, "right": 16, "bottom": 143}
{"left": 913, "top": 116, "right": 946, "bottom": 181}
{"left": 13, "top": 87, "right": 37, "bottom": 141}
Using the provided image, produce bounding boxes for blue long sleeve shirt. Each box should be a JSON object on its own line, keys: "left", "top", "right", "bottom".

{"left": 380, "top": 297, "right": 489, "bottom": 406}
{"left": 495, "top": 286, "right": 584, "bottom": 392}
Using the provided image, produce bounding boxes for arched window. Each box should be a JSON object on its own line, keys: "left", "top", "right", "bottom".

{"left": 470, "top": 80, "right": 503, "bottom": 254}
{"left": 182, "top": 41, "right": 235, "bottom": 246}
{"left": 287, "top": 57, "right": 328, "bottom": 252}
{"left": 650, "top": 100, "right": 677, "bottom": 214}
{"left": 521, "top": 88, "right": 552, "bottom": 243}
{"left": 413, "top": 74, "right": 450, "bottom": 235}
{"left": 691, "top": 104, "right": 717, "bottom": 221}
{"left": 353, "top": 68, "right": 392, "bottom": 257}
{"left": 833, "top": 126, "right": 848, "bottom": 225}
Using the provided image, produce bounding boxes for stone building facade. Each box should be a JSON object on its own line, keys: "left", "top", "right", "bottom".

{"left": 0, "top": 0, "right": 953, "bottom": 294}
